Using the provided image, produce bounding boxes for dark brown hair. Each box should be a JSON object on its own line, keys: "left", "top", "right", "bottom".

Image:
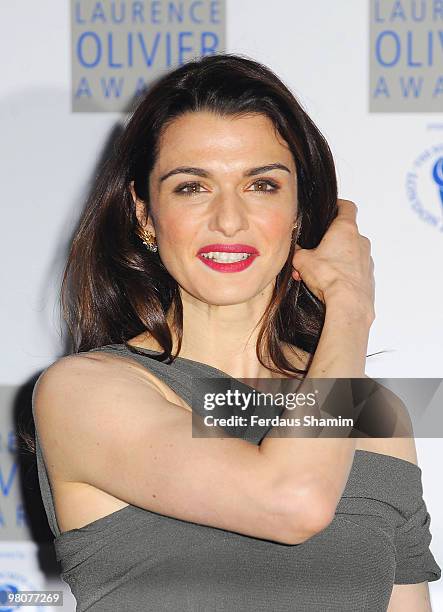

{"left": 61, "top": 52, "right": 340, "bottom": 378}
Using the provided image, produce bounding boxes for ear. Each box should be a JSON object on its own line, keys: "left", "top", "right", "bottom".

{"left": 130, "top": 181, "right": 155, "bottom": 235}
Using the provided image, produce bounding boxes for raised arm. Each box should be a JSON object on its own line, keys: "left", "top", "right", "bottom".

{"left": 259, "top": 198, "right": 375, "bottom": 531}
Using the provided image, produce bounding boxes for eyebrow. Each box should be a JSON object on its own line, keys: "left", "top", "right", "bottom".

{"left": 159, "top": 163, "right": 291, "bottom": 183}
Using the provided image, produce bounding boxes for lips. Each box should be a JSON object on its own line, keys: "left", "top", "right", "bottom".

{"left": 197, "top": 243, "right": 259, "bottom": 255}
{"left": 196, "top": 243, "right": 259, "bottom": 273}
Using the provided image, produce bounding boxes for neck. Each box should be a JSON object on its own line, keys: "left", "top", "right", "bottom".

{"left": 133, "top": 284, "right": 285, "bottom": 379}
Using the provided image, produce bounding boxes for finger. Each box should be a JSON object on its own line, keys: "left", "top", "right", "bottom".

{"left": 337, "top": 199, "right": 358, "bottom": 222}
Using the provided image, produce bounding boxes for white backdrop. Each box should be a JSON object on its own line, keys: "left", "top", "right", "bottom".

{"left": 1, "top": 2, "right": 442, "bottom": 610}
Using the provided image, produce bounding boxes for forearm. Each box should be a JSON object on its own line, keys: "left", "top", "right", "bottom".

{"left": 259, "top": 291, "right": 373, "bottom": 519}
{"left": 307, "top": 289, "right": 373, "bottom": 378}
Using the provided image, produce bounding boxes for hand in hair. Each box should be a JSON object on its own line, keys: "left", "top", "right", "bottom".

{"left": 291, "top": 199, "right": 375, "bottom": 320}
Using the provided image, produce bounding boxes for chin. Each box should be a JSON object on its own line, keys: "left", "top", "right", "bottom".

{"left": 198, "top": 293, "right": 260, "bottom": 307}
{"left": 185, "top": 277, "right": 274, "bottom": 307}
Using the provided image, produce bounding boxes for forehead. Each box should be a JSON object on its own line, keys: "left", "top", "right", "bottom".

{"left": 154, "top": 111, "right": 294, "bottom": 170}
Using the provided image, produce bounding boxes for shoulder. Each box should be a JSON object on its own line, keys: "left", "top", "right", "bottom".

{"left": 33, "top": 353, "right": 116, "bottom": 410}
{"left": 356, "top": 438, "right": 419, "bottom": 467}
{"left": 32, "top": 350, "right": 175, "bottom": 482}
{"left": 35, "top": 349, "right": 166, "bottom": 389}
{"left": 355, "top": 376, "right": 418, "bottom": 467}
{"left": 32, "top": 350, "right": 166, "bottom": 424}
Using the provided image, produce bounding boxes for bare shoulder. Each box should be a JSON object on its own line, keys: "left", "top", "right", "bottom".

{"left": 32, "top": 350, "right": 175, "bottom": 482}
{"left": 356, "top": 437, "right": 419, "bottom": 467}
{"left": 33, "top": 350, "right": 166, "bottom": 409}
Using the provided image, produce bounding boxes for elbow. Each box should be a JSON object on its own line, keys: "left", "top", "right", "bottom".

{"left": 268, "top": 480, "right": 336, "bottom": 545}
{"left": 293, "top": 487, "right": 336, "bottom": 544}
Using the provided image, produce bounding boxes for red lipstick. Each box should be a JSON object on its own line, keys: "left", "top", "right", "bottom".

{"left": 196, "top": 243, "right": 259, "bottom": 273}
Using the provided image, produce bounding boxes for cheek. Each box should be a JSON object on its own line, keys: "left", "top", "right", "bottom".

{"left": 258, "top": 213, "right": 293, "bottom": 249}
{"left": 156, "top": 213, "right": 195, "bottom": 247}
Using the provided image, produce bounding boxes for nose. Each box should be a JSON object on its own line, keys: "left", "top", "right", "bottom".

{"left": 208, "top": 192, "right": 249, "bottom": 237}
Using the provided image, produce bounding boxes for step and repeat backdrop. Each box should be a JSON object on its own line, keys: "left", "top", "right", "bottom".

{"left": 1, "top": 1, "right": 442, "bottom": 610}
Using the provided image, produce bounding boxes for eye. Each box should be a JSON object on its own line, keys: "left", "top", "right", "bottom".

{"left": 173, "top": 178, "right": 280, "bottom": 197}
{"left": 173, "top": 181, "right": 208, "bottom": 196}
{"left": 248, "top": 179, "right": 280, "bottom": 194}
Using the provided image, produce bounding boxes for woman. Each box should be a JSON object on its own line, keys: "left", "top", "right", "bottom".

{"left": 30, "top": 53, "right": 440, "bottom": 611}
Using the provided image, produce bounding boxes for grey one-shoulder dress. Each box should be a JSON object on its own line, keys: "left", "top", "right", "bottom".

{"left": 32, "top": 343, "right": 441, "bottom": 611}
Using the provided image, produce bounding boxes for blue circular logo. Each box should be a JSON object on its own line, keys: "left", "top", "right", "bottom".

{"left": 406, "top": 145, "right": 443, "bottom": 232}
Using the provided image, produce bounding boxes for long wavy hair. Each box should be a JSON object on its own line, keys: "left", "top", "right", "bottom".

{"left": 60, "top": 52, "right": 340, "bottom": 379}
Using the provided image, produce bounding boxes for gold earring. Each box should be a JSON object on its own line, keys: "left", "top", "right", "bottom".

{"left": 137, "top": 226, "right": 158, "bottom": 253}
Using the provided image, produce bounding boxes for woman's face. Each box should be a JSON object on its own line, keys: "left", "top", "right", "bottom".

{"left": 136, "top": 110, "right": 298, "bottom": 306}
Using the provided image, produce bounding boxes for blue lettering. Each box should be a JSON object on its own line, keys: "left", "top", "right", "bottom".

{"left": 373, "top": 0, "right": 442, "bottom": 23}
{"left": 16, "top": 503, "right": 27, "bottom": 528}
{"left": 400, "top": 75, "right": 423, "bottom": 97}
{"left": 75, "top": 77, "right": 92, "bottom": 98}
{"left": 128, "top": 32, "right": 134, "bottom": 67}
{"left": 201, "top": 31, "right": 218, "bottom": 54}
{"left": 169, "top": 2, "right": 184, "bottom": 23}
{"left": 428, "top": 30, "right": 434, "bottom": 65}
{"left": 412, "top": 0, "right": 426, "bottom": 21}
{"left": 72, "top": 0, "right": 226, "bottom": 25}
{"left": 8, "top": 431, "right": 16, "bottom": 453}
{"left": 190, "top": 1, "right": 204, "bottom": 24}
{"left": 375, "top": 0, "right": 385, "bottom": 22}
{"left": 376, "top": 31, "right": 401, "bottom": 66}
{"left": 391, "top": 1, "right": 406, "bottom": 21}
{"left": 101, "top": 77, "right": 124, "bottom": 98}
{"left": 0, "top": 463, "right": 17, "bottom": 496}
{"left": 151, "top": 1, "right": 161, "bottom": 24}
{"left": 91, "top": 1, "right": 106, "bottom": 23}
{"left": 75, "top": 1, "right": 86, "bottom": 24}
{"left": 178, "top": 32, "right": 194, "bottom": 64}
{"left": 432, "top": 157, "right": 443, "bottom": 191}
{"left": 138, "top": 32, "right": 161, "bottom": 66}
{"left": 434, "top": 0, "right": 443, "bottom": 20}
{"left": 108, "top": 32, "right": 123, "bottom": 68}
{"left": 133, "top": 1, "right": 145, "bottom": 23}
{"left": 210, "top": 0, "right": 221, "bottom": 24}
{"left": 6, "top": 431, "right": 18, "bottom": 453}
{"left": 166, "top": 31, "right": 172, "bottom": 66}
{"left": 407, "top": 30, "right": 422, "bottom": 66}
{"left": 111, "top": 1, "right": 125, "bottom": 23}
{"left": 433, "top": 76, "right": 443, "bottom": 96}
{"left": 77, "top": 32, "right": 102, "bottom": 68}
{"left": 374, "top": 76, "right": 390, "bottom": 97}
{"left": 135, "top": 77, "right": 148, "bottom": 95}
